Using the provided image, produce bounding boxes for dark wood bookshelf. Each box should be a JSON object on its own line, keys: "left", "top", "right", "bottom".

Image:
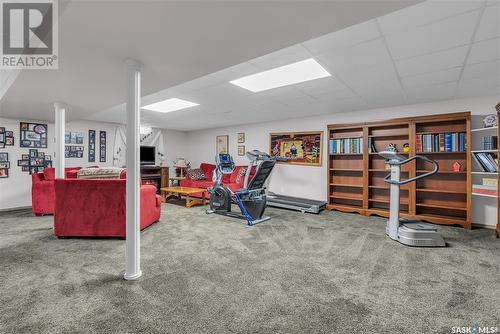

{"left": 327, "top": 112, "right": 471, "bottom": 229}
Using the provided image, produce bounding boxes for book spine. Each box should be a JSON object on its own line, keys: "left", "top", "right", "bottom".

{"left": 445, "top": 133, "right": 452, "bottom": 152}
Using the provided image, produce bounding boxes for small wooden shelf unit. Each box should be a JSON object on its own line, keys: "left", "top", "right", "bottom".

{"left": 327, "top": 112, "right": 471, "bottom": 229}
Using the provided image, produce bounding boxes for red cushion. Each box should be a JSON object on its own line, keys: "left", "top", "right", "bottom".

{"left": 200, "top": 163, "right": 216, "bottom": 181}
{"left": 43, "top": 168, "right": 55, "bottom": 181}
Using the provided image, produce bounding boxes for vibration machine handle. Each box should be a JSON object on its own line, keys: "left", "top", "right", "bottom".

{"left": 384, "top": 155, "right": 439, "bottom": 185}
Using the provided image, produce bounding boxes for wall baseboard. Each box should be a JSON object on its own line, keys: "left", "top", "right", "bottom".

{"left": 472, "top": 223, "right": 496, "bottom": 230}
{"left": 0, "top": 206, "right": 32, "bottom": 212}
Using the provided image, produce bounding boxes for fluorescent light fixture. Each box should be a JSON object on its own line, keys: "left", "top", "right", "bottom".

{"left": 229, "top": 58, "right": 331, "bottom": 92}
{"left": 142, "top": 98, "right": 199, "bottom": 113}
{"left": 140, "top": 125, "right": 152, "bottom": 135}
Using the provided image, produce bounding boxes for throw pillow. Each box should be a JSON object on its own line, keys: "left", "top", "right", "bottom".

{"left": 235, "top": 167, "right": 247, "bottom": 184}
{"left": 187, "top": 168, "right": 206, "bottom": 181}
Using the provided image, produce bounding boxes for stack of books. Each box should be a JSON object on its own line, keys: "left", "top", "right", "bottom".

{"left": 329, "top": 138, "right": 363, "bottom": 154}
{"left": 472, "top": 178, "right": 498, "bottom": 196}
{"left": 481, "top": 136, "right": 498, "bottom": 150}
{"left": 473, "top": 152, "right": 498, "bottom": 172}
{"left": 416, "top": 132, "right": 466, "bottom": 153}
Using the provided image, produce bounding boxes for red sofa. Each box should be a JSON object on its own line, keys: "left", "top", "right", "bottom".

{"left": 31, "top": 167, "right": 82, "bottom": 215}
{"left": 54, "top": 179, "right": 161, "bottom": 238}
{"left": 180, "top": 163, "right": 255, "bottom": 198}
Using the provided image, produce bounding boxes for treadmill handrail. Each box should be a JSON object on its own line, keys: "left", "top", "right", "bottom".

{"left": 384, "top": 155, "right": 439, "bottom": 185}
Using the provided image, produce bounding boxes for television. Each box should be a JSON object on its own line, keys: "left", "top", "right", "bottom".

{"left": 140, "top": 146, "right": 156, "bottom": 165}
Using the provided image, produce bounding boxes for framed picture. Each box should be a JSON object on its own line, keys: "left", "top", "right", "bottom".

{"left": 18, "top": 149, "right": 52, "bottom": 174}
{"left": 20, "top": 122, "right": 47, "bottom": 148}
{"left": 237, "top": 133, "right": 245, "bottom": 143}
{"left": 100, "top": 131, "right": 107, "bottom": 162}
{"left": 238, "top": 145, "right": 245, "bottom": 156}
{"left": 0, "top": 168, "right": 8, "bottom": 178}
{"left": 5, "top": 137, "right": 13, "bottom": 146}
{"left": 0, "top": 152, "right": 8, "bottom": 161}
{"left": 0, "top": 161, "right": 9, "bottom": 168}
{"left": 216, "top": 135, "right": 229, "bottom": 154}
{"left": 88, "top": 130, "right": 96, "bottom": 162}
{"left": 270, "top": 131, "right": 323, "bottom": 166}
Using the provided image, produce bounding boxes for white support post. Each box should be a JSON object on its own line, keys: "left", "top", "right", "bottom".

{"left": 124, "top": 59, "right": 142, "bottom": 281}
{"left": 54, "top": 103, "right": 65, "bottom": 179}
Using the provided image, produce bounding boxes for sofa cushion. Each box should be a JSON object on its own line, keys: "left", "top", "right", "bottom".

{"left": 200, "top": 163, "right": 216, "bottom": 181}
{"left": 43, "top": 168, "right": 55, "bottom": 181}
{"left": 77, "top": 167, "right": 125, "bottom": 179}
{"left": 187, "top": 168, "right": 205, "bottom": 180}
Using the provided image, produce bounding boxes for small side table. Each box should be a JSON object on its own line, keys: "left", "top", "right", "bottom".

{"left": 169, "top": 176, "right": 185, "bottom": 186}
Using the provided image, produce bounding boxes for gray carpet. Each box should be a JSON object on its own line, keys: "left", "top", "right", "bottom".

{"left": 0, "top": 203, "right": 499, "bottom": 334}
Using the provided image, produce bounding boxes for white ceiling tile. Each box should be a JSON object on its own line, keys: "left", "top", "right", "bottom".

{"left": 378, "top": 0, "right": 483, "bottom": 35}
{"left": 385, "top": 10, "right": 480, "bottom": 60}
{"left": 317, "top": 38, "right": 392, "bottom": 74}
{"left": 395, "top": 46, "right": 468, "bottom": 77}
{"left": 210, "top": 62, "right": 261, "bottom": 81}
{"left": 467, "top": 37, "right": 500, "bottom": 64}
{"left": 315, "top": 94, "right": 367, "bottom": 113}
{"left": 350, "top": 78, "right": 403, "bottom": 96}
{"left": 303, "top": 19, "right": 380, "bottom": 54}
{"left": 336, "top": 63, "right": 398, "bottom": 88}
{"left": 252, "top": 85, "right": 308, "bottom": 102}
{"left": 475, "top": 4, "right": 500, "bottom": 42}
{"left": 401, "top": 67, "right": 461, "bottom": 88}
{"left": 462, "top": 59, "right": 500, "bottom": 79}
{"left": 168, "top": 74, "right": 222, "bottom": 95}
{"left": 184, "top": 83, "right": 256, "bottom": 109}
{"left": 406, "top": 81, "right": 457, "bottom": 104}
{"left": 456, "top": 75, "right": 500, "bottom": 97}
{"left": 293, "top": 76, "right": 347, "bottom": 97}
{"left": 248, "top": 44, "right": 312, "bottom": 70}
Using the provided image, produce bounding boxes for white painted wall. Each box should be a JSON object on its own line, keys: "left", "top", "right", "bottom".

{"left": 0, "top": 117, "right": 118, "bottom": 210}
{"left": 184, "top": 96, "right": 499, "bottom": 226}
{"left": 0, "top": 117, "right": 189, "bottom": 210}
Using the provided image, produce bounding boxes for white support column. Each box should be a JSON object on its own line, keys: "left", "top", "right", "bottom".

{"left": 54, "top": 103, "right": 65, "bottom": 179}
{"left": 124, "top": 59, "right": 143, "bottom": 281}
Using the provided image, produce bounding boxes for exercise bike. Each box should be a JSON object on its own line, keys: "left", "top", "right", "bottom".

{"left": 206, "top": 151, "right": 276, "bottom": 225}
{"left": 380, "top": 146, "right": 446, "bottom": 247}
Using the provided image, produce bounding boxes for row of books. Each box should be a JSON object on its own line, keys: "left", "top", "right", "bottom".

{"left": 481, "top": 136, "right": 498, "bottom": 150}
{"left": 473, "top": 152, "right": 498, "bottom": 172}
{"left": 472, "top": 181, "right": 498, "bottom": 196}
{"left": 416, "top": 132, "right": 466, "bottom": 153}
{"left": 329, "top": 138, "right": 363, "bottom": 154}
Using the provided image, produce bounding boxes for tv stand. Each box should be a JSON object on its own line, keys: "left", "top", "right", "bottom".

{"left": 140, "top": 166, "right": 169, "bottom": 194}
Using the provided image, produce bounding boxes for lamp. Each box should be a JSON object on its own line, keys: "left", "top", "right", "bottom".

{"left": 173, "top": 158, "right": 188, "bottom": 178}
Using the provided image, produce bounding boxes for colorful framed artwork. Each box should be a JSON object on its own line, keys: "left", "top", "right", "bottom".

{"left": 18, "top": 150, "right": 52, "bottom": 174}
{"left": 237, "top": 133, "right": 245, "bottom": 143}
{"left": 0, "top": 168, "right": 8, "bottom": 178}
{"left": 238, "top": 145, "right": 245, "bottom": 156}
{"left": 270, "top": 131, "right": 323, "bottom": 166}
{"left": 65, "top": 132, "right": 84, "bottom": 144}
{"left": 216, "top": 135, "right": 229, "bottom": 154}
{"left": 20, "top": 122, "right": 48, "bottom": 148}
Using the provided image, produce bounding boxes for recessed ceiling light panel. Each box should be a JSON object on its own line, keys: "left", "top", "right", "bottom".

{"left": 143, "top": 98, "right": 199, "bottom": 113}
{"left": 229, "top": 58, "right": 331, "bottom": 92}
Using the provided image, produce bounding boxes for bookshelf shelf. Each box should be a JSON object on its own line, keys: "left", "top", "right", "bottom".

{"left": 327, "top": 112, "right": 471, "bottom": 229}
{"left": 470, "top": 171, "right": 497, "bottom": 175}
{"left": 472, "top": 193, "right": 498, "bottom": 198}
{"left": 471, "top": 126, "right": 498, "bottom": 132}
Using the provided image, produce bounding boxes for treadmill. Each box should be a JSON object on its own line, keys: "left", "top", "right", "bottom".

{"left": 267, "top": 192, "right": 326, "bottom": 214}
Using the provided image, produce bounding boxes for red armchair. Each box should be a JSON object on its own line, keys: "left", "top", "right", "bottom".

{"left": 180, "top": 163, "right": 255, "bottom": 198}
{"left": 54, "top": 179, "right": 161, "bottom": 238}
{"left": 31, "top": 167, "right": 81, "bottom": 215}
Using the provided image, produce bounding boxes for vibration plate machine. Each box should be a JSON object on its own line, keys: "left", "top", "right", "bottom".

{"left": 380, "top": 146, "right": 446, "bottom": 247}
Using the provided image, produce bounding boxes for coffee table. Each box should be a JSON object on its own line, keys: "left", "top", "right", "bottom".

{"left": 160, "top": 186, "right": 207, "bottom": 208}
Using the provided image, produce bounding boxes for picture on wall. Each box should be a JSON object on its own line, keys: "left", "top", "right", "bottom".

{"left": 18, "top": 149, "right": 52, "bottom": 174}
{"left": 237, "top": 133, "right": 245, "bottom": 143}
{"left": 270, "top": 131, "right": 323, "bottom": 166}
{"left": 216, "top": 135, "right": 229, "bottom": 154}
{"left": 20, "top": 122, "right": 48, "bottom": 148}
{"left": 0, "top": 152, "right": 9, "bottom": 178}
{"left": 99, "top": 131, "right": 107, "bottom": 162}
{"left": 65, "top": 146, "right": 84, "bottom": 158}
{"left": 65, "top": 132, "right": 84, "bottom": 144}
{"left": 88, "top": 130, "right": 96, "bottom": 162}
{"left": 238, "top": 145, "right": 245, "bottom": 156}
{"left": 0, "top": 127, "right": 14, "bottom": 148}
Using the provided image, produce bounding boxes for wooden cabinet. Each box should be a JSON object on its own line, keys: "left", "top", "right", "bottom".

{"left": 327, "top": 112, "right": 471, "bottom": 229}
